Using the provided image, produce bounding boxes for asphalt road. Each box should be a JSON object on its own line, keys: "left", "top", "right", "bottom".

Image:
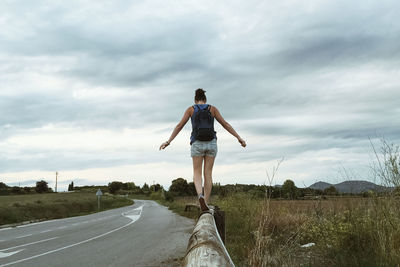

{"left": 0, "top": 200, "right": 194, "bottom": 267}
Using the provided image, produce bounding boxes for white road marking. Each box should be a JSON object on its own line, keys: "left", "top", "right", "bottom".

{"left": 16, "top": 219, "right": 62, "bottom": 229}
{"left": 57, "top": 226, "right": 66, "bottom": 230}
{"left": 0, "top": 250, "right": 23, "bottom": 259}
{"left": 122, "top": 205, "right": 143, "bottom": 223}
{"left": 15, "top": 234, "right": 32, "bottom": 239}
{"left": 0, "top": 237, "right": 59, "bottom": 252}
{"left": 40, "top": 230, "right": 51, "bottom": 233}
{"left": 0, "top": 206, "right": 143, "bottom": 267}
{"left": 0, "top": 204, "right": 136, "bottom": 234}
{"left": 15, "top": 214, "right": 85, "bottom": 229}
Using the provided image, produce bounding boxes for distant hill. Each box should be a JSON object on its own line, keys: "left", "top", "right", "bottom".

{"left": 309, "top": 181, "right": 332, "bottom": 191}
{"left": 308, "top": 180, "right": 390, "bottom": 194}
{"left": 334, "top": 180, "right": 389, "bottom": 194}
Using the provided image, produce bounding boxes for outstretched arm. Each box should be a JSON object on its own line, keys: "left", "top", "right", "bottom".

{"left": 159, "top": 107, "right": 192, "bottom": 150}
{"left": 213, "top": 107, "right": 246, "bottom": 147}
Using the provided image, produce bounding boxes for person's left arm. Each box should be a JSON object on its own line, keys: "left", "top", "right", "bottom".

{"left": 159, "top": 107, "right": 192, "bottom": 150}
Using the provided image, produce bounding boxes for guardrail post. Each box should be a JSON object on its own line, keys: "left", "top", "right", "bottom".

{"left": 213, "top": 206, "right": 226, "bottom": 244}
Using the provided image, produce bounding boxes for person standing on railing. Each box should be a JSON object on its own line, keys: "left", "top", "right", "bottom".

{"left": 159, "top": 88, "right": 246, "bottom": 211}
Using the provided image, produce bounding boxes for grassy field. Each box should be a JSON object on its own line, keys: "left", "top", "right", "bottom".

{"left": 0, "top": 192, "right": 133, "bottom": 226}
{"left": 148, "top": 193, "right": 400, "bottom": 267}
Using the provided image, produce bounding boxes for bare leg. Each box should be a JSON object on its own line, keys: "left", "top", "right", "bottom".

{"left": 203, "top": 156, "right": 216, "bottom": 203}
{"left": 192, "top": 156, "right": 204, "bottom": 196}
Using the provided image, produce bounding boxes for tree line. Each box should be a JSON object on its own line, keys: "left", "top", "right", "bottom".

{"left": 0, "top": 180, "right": 52, "bottom": 195}
{"left": 3, "top": 178, "right": 375, "bottom": 199}
{"left": 104, "top": 178, "right": 340, "bottom": 200}
{"left": 165, "top": 178, "right": 339, "bottom": 199}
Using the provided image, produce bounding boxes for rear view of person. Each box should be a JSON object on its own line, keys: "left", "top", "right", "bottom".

{"left": 159, "top": 89, "right": 246, "bottom": 211}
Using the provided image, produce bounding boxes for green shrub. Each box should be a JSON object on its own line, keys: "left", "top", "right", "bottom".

{"left": 150, "top": 191, "right": 162, "bottom": 200}
{"left": 164, "top": 191, "right": 174, "bottom": 202}
{"left": 35, "top": 180, "right": 50, "bottom": 193}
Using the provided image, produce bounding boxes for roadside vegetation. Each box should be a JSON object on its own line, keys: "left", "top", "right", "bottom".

{"left": 0, "top": 191, "right": 133, "bottom": 226}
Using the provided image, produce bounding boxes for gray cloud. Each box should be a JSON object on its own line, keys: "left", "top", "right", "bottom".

{"left": 1, "top": 0, "right": 399, "bottom": 183}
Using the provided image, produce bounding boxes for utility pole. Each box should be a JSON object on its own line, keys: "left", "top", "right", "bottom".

{"left": 55, "top": 172, "right": 58, "bottom": 193}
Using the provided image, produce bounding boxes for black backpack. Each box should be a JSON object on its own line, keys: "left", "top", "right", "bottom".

{"left": 193, "top": 104, "right": 215, "bottom": 141}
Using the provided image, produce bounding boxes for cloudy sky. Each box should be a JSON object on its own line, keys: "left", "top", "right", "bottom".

{"left": 1, "top": 0, "right": 399, "bottom": 191}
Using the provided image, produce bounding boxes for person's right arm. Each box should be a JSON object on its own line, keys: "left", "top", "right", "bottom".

{"left": 213, "top": 106, "right": 246, "bottom": 147}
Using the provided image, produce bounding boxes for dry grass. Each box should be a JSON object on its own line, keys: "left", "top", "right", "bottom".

{"left": 248, "top": 196, "right": 400, "bottom": 267}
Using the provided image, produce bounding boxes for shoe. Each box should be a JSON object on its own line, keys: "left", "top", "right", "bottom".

{"left": 198, "top": 196, "right": 209, "bottom": 211}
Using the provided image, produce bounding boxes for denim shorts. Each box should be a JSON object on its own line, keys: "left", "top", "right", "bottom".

{"left": 191, "top": 138, "right": 218, "bottom": 157}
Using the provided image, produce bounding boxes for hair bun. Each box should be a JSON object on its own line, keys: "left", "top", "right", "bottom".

{"left": 195, "top": 88, "right": 207, "bottom": 102}
{"left": 196, "top": 88, "right": 206, "bottom": 96}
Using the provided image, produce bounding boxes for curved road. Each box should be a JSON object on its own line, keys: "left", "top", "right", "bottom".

{"left": 0, "top": 200, "right": 194, "bottom": 267}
